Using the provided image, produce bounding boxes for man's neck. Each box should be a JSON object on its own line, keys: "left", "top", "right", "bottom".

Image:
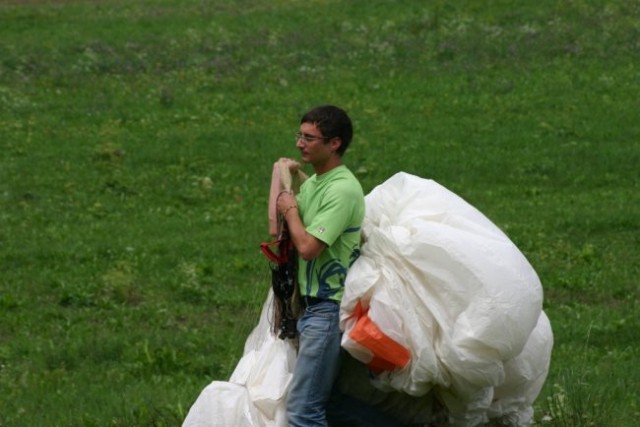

{"left": 314, "top": 157, "right": 342, "bottom": 176}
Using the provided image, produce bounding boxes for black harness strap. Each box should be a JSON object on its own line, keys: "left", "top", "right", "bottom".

{"left": 260, "top": 225, "right": 298, "bottom": 340}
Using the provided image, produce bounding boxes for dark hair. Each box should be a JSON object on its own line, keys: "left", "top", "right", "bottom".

{"left": 300, "top": 105, "right": 353, "bottom": 156}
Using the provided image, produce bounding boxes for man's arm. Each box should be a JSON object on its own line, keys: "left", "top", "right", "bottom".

{"left": 277, "top": 191, "right": 326, "bottom": 261}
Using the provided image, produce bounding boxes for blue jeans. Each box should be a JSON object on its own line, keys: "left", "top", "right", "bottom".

{"left": 287, "top": 301, "right": 342, "bottom": 427}
{"left": 286, "top": 301, "right": 415, "bottom": 427}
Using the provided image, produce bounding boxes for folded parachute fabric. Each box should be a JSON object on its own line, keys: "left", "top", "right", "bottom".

{"left": 182, "top": 291, "right": 296, "bottom": 427}
{"left": 182, "top": 172, "right": 553, "bottom": 427}
{"left": 340, "top": 172, "right": 553, "bottom": 426}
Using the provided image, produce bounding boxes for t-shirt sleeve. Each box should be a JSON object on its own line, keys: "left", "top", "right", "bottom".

{"left": 305, "top": 182, "right": 359, "bottom": 246}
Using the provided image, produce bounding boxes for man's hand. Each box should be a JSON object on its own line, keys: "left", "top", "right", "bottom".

{"left": 278, "top": 157, "right": 301, "bottom": 173}
{"left": 276, "top": 190, "right": 297, "bottom": 217}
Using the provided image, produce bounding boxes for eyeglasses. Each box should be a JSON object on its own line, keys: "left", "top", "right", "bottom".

{"left": 295, "top": 132, "right": 330, "bottom": 143}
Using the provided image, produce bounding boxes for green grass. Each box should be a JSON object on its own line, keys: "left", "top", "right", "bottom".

{"left": 1, "top": 0, "right": 639, "bottom": 425}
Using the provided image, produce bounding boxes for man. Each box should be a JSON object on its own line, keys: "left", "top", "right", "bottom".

{"left": 277, "top": 106, "right": 417, "bottom": 427}
{"left": 276, "top": 105, "right": 364, "bottom": 426}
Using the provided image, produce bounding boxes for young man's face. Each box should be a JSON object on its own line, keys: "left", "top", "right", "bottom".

{"left": 296, "top": 122, "right": 336, "bottom": 167}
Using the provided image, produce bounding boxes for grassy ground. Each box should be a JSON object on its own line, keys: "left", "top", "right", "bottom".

{"left": 1, "top": 0, "right": 639, "bottom": 425}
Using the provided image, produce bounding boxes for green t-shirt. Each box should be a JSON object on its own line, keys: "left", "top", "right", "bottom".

{"left": 295, "top": 165, "right": 365, "bottom": 302}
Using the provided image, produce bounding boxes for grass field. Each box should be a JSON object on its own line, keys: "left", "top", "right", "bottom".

{"left": 1, "top": 0, "right": 639, "bottom": 425}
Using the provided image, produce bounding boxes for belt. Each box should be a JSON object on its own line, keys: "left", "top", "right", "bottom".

{"left": 301, "top": 296, "right": 338, "bottom": 308}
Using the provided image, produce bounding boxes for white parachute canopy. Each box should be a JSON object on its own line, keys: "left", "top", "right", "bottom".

{"left": 182, "top": 172, "right": 553, "bottom": 427}
{"left": 340, "top": 172, "right": 552, "bottom": 426}
{"left": 182, "top": 290, "right": 296, "bottom": 427}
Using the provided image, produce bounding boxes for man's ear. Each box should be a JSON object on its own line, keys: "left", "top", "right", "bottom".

{"left": 330, "top": 137, "right": 342, "bottom": 153}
